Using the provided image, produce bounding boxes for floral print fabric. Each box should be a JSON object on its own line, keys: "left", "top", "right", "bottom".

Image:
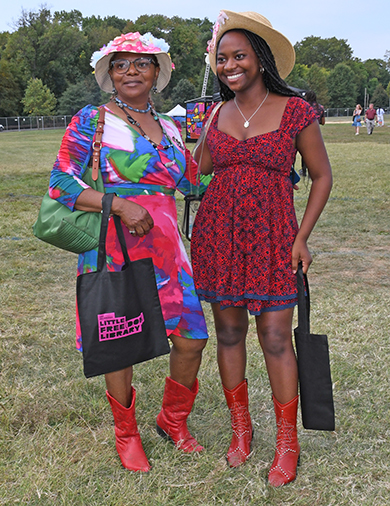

{"left": 191, "top": 97, "right": 317, "bottom": 315}
{"left": 50, "top": 105, "right": 208, "bottom": 350}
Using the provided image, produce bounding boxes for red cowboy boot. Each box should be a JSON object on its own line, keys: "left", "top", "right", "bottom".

{"left": 106, "top": 388, "right": 151, "bottom": 472}
{"left": 156, "top": 377, "right": 204, "bottom": 453}
{"left": 268, "top": 395, "right": 300, "bottom": 486}
{"left": 223, "top": 379, "right": 253, "bottom": 467}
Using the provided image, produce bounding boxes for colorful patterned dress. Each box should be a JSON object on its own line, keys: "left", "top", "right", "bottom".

{"left": 49, "top": 105, "right": 208, "bottom": 350}
{"left": 191, "top": 97, "right": 317, "bottom": 315}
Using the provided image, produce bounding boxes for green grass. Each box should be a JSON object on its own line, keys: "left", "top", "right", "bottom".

{"left": 1, "top": 123, "right": 390, "bottom": 505}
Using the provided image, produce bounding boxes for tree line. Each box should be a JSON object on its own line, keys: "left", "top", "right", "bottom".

{"left": 0, "top": 8, "right": 389, "bottom": 117}
{"left": 289, "top": 36, "right": 390, "bottom": 109}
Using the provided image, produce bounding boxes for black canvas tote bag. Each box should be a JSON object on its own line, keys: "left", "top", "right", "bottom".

{"left": 77, "top": 193, "right": 170, "bottom": 378}
{"left": 294, "top": 264, "right": 335, "bottom": 431}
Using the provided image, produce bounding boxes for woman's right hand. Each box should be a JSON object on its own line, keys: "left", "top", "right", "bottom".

{"left": 112, "top": 196, "right": 154, "bottom": 237}
{"left": 291, "top": 234, "right": 312, "bottom": 274}
{"left": 75, "top": 189, "right": 154, "bottom": 236}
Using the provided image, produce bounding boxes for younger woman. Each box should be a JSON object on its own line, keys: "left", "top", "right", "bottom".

{"left": 191, "top": 10, "right": 333, "bottom": 486}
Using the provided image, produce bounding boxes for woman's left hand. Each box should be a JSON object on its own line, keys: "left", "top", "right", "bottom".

{"left": 291, "top": 235, "right": 312, "bottom": 274}
{"left": 291, "top": 119, "right": 332, "bottom": 275}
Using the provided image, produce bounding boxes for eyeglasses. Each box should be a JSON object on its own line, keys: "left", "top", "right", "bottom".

{"left": 110, "top": 57, "right": 157, "bottom": 74}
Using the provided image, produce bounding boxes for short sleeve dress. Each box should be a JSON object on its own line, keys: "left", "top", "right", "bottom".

{"left": 49, "top": 105, "right": 208, "bottom": 350}
{"left": 191, "top": 97, "right": 317, "bottom": 315}
{"left": 352, "top": 109, "right": 362, "bottom": 127}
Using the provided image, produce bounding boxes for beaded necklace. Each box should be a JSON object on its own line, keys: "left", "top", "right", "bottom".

{"left": 116, "top": 102, "right": 176, "bottom": 167}
{"left": 114, "top": 97, "right": 151, "bottom": 114}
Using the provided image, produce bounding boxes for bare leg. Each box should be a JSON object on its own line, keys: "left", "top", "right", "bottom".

{"left": 169, "top": 335, "right": 207, "bottom": 389}
{"left": 104, "top": 334, "right": 207, "bottom": 403}
{"left": 258, "top": 308, "right": 300, "bottom": 487}
{"left": 212, "top": 303, "right": 248, "bottom": 390}
{"left": 105, "top": 366, "right": 133, "bottom": 407}
{"left": 255, "top": 308, "right": 298, "bottom": 403}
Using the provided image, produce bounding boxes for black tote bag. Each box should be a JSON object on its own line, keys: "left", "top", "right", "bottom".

{"left": 77, "top": 193, "right": 170, "bottom": 378}
{"left": 294, "top": 264, "right": 335, "bottom": 431}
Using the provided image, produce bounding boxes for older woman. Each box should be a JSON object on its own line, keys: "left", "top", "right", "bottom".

{"left": 49, "top": 32, "right": 208, "bottom": 472}
{"left": 191, "top": 11, "right": 332, "bottom": 486}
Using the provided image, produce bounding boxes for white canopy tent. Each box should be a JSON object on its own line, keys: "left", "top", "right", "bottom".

{"left": 166, "top": 104, "right": 186, "bottom": 117}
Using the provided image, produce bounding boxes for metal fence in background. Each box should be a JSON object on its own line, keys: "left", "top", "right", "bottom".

{"left": 0, "top": 107, "right": 389, "bottom": 132}
{"left": 0, "top": 115, "right": 73, "bottom": 131}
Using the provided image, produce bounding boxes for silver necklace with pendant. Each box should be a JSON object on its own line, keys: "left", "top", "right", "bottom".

{"left": 234, "top": 89, "right": 269, "bottom": 128}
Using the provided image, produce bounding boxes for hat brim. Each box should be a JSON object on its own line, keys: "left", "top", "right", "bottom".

{"left": 95, "top": 52, "right": 172, "bottom": 93}
{"left": 209, "top": 10, "right": 295, "bottom": 80}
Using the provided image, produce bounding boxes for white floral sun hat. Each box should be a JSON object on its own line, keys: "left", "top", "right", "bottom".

{"left": 207, "top": 10, "right": 295, "bottom": 79}
{"left": 91, "top": 32, "right": 175, "bottom": 93}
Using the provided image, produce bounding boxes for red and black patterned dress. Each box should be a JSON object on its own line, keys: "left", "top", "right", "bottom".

{"left": 191, "top": 97, "right": 317, "bottom": 315}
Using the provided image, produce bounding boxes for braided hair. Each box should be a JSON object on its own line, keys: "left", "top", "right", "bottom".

{"left": 217, "top": 29, "right": 298, "bottom": 101}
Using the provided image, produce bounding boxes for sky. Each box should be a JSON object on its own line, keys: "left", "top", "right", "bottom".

{"left": 1, "top": 0, "right": 389, "bottom": 62}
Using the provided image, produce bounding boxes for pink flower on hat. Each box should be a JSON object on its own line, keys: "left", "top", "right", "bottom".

{"left": 90, "top": 31, "right": 172, "bottom": 69}
{"left": 207, "top": 10, "right": 229, "bottom": 54}
{"left": 112, "top": 32, "right": 140, "bottom": 46}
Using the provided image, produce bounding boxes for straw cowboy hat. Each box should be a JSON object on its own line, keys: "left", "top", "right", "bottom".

{"left": 90, "top": 32, "right": 175, "bottom": 93}
{"left": 207, "top": 10, "right": 295, "bottom": 79}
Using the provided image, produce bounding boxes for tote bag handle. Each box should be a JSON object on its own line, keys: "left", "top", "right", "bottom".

{"left": 296, "top": 263, "right": 310, "bottom": 334}
{"left": 97, "top": 194, "right": 132, "bottom": 272}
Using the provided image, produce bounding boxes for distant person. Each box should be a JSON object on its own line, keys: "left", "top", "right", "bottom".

{"left": 300, "top": 90, "right": 325, "bottom": 176}
{"left": 376, "top": 107, "right": 385, "bottom": 127}
{"left": 304, "top": 90, "right": 325, "bottom": 125}
{"left": 352, "top": 104, "right": 363, "bottom": 135}
{"left": 364, "top": 103, "right": 377, "bottom": 134}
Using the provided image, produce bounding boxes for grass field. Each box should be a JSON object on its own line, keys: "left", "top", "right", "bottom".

{"left": 0, "top": 123, "right": 390, "bottom": 505}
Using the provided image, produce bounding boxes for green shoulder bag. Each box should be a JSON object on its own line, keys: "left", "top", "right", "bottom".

{"left": 33, "top": 106, "right": 105, "bottom": 254}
